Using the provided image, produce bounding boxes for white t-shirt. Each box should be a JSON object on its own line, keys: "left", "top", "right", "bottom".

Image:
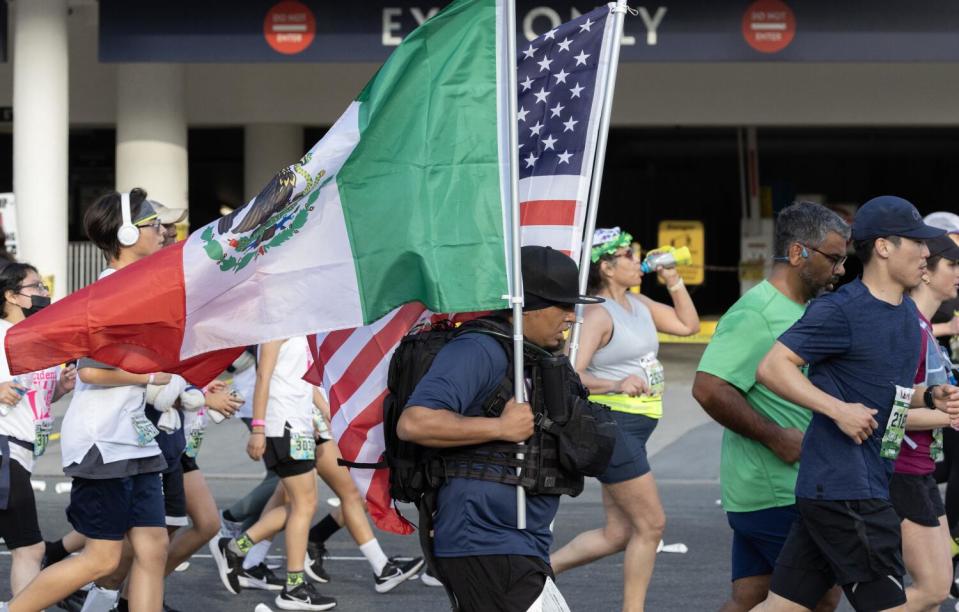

{"left": 0, "top": 319, "right": 59, "bottom": 471}
{"left": 261, "top": 336, "right": 315, "bottom": 438}
{"left": 59, "top": 268, "right": 162, "bottom": 468}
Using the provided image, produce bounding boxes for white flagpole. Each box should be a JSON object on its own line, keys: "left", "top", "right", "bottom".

{"left": 567, "top": 1, "right": 629, "bottom": 368}
{"left": 504, "top": 0, "right": 527, "bottom": 529}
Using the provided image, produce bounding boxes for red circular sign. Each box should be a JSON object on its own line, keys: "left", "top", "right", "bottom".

{"left": 264, "top": 1, "right": 316, "bottom": 55}
{"left": 742, "top": 0, "right": 795, "bottom": 54}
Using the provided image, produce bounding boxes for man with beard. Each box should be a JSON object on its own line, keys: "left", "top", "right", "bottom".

{"left": 694, "top": 201, "right": 849, "bottom": 611}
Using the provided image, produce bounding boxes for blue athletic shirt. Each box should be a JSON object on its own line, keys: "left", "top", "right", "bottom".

{"left": 777, "top": 278, "right": 921, "bottom": 501}
{"left": 405, "top": 333, "right": 560, "bottom": 561}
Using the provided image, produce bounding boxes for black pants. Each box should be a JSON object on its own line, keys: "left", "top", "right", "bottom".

{"left": 435, "top": 555, "right": 551, "bottom": 612}
{"left": 934, "top": 427, "right": 959, "bottom": 535}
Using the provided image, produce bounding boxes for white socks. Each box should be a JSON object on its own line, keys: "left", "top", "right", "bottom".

{"left": 359, "top": 538, "right": 389, "bottom": 575}
{"left": 243, "top": 539, "right": 271, "bottom": 570}
{"left": 80, "top": 586, "right": 119, "bottom": 612}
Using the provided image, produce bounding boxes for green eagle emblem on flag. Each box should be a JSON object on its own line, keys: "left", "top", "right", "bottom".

{"left": 200, "top": 152, "right": 328, "bottom": 272}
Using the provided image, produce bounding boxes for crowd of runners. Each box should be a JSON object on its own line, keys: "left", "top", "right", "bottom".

{"left": 0, "top": 190, "right": 956, "bottom": 612}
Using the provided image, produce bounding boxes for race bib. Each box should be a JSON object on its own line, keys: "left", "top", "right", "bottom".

{"left": 639, "top": 353, "right": 665, "bottom": 396}
{"left": 880, "top": 386, "right": 914, "bottom": 460}
{"left": 185, "top": 426, "right": 204, "bottom": 458}
{"left": 131, "top": 413, "right": 160, "bottom": 447}
{"left": 34, "top": 417, "right": 53, "bottom": 457}
{"left": 290, "top": 431, "right": 316, "bottom": 461}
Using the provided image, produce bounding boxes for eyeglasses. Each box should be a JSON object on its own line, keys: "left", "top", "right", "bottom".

{"left": 135, "top": 218, "right": 162, "bottom": 231}
{"left": 802, "top": 243, "right": 847, "bottom": 270}
{"left": 17, "top": 282, "right": 49, "bottom": 294}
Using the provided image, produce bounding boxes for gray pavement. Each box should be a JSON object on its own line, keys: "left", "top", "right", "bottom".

{"left": 1, "top": 345, "right": 955, "bottom": 610}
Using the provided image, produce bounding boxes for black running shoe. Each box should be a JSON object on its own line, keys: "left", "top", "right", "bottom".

{"left": 305, "top": 542, "right": 330, "bottom": 583}
{"left": 274, "top": 581, "right": 337, "bottom": 610}
{"left": 239, "top": 562, "right": 285, "bottom": 591}
{"left": 210, "top": 537, "right": 243, "bottom": 595}
{"left": 374, "top": 557, "right": 425, "bottom": 594}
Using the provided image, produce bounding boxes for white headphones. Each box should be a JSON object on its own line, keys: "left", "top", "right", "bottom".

{"left": 117, "top": 192, "right": 139, "bottom": 247}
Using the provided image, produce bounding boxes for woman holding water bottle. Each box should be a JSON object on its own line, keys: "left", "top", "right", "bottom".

{"left": 551, "top": 227, "right": 699, "bottom": 611}
{"left": 887, "top": 234, "right": 959, "bottom": 611}
{"left": 0, "top": 262, "right": 76, "bottom": 595}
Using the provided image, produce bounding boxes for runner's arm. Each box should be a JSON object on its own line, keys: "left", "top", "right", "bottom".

{"left": 398, "top": 400, "right": 533, "bottom": 447}
{"left": 692, "top": 371, "right": 802, "bottom": 463}
{"left": 78, "top": 367, "right": 169, "bottom": 387}
{"left": 911, "top": 383, "right": 959, "bottom": 415}
{"left": 904, "top": 407, "right": 951, "bottom": 430}
{"left": 757, "top": 341, "right": 878, "bottom": 444}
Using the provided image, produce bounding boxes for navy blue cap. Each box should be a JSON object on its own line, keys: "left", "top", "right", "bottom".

{"left": 851, "top": 195, "right": 946, "bottom": 241}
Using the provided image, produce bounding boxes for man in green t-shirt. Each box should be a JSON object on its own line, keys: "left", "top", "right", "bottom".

{"left": 693, "top": 202, "right": 850, "bottom": 612}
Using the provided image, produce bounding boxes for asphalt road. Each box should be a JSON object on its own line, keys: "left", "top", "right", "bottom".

{"left": 2, "top": 345, "right": 956, "bottom": 611}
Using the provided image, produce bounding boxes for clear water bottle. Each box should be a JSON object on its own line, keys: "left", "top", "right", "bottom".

{"left": 641, "top": 246, "right": 692, "bottom": 273}
{"left": 0, "top": 375, "right": 29, "bottom": 417}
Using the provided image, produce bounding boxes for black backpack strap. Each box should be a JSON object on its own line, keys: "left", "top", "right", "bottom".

{"left": 337, "top": 458, "right": 386, "bottom": 470}
{"left": 417, "top": 489, "right": 460, "bottom": 611}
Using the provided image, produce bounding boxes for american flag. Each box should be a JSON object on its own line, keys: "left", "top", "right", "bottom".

{"left": 307, "top": 5, "right": 618, "bottom": 534}
{"left": 518, "top": 4, "right": 617, "bottom": 260}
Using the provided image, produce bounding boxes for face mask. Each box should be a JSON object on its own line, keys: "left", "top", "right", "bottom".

{"left": 22, "top": 295, "right": 50, "bottom": 318}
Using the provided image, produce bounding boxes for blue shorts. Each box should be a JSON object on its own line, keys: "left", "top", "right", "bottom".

{"left": 66, "top": 473, "right": 166, "bottom": 541}
{"left": 597, "top": 412, "right": 657, "bottom": 484}
{"left": 727, "top": 505, "right": 799, "bottom": 582}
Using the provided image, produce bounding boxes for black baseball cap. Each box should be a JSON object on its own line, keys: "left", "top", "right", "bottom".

{"left": 521, "top": 245, "right": 604, "bottom": 310}
{"left": 927, "top": 234, "right": 959, "bottom": 262}
{"left": 851, "top": 195, "right": 945, "bottom": 241}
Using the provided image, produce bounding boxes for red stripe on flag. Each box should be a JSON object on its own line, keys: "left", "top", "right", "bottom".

{"left": 367, "top": 467, "right": 414, "bottom": 534}
{"left": 520, "top": 199, "right": 577, "bottom": 226}
{"left": 326, "top": 303, "right": 424, "bottom": 409}
{"left": 334, "top": 389, "right": 388, "bottom": 461}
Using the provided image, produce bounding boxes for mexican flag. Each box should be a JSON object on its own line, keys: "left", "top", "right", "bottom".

{"left": 6, "top": 0, "right": 513, "bottom": 380}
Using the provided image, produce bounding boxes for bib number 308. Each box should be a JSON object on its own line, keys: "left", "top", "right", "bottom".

{"left": 880, "top": 386, "right": 914, "bottom": 460}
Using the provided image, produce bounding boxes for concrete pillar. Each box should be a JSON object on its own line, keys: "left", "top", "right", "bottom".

{"left": 116, "top": 64, "right": 188, "bottom": 214}
{"left": 13, "top": 0, "right": 69, "bottom": 297}
{"left": 244, "top": 124, "right": 303, "bottom": 202}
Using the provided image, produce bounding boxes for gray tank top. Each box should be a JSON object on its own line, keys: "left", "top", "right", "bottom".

{"left": 586, "top": 294, "right": 660, "bottom": 385}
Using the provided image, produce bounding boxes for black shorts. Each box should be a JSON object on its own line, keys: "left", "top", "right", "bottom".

{"left": 180, "top": 453, "right": 199, "bottom": 474}
{"left": 770, "top": 498, "right": 905, "bottom": 611}
{"left": 889, "top": 472, "right": 945, "bottom": 527}
{"left": 161, "top": 463, "right": 188, "bottom": 527}
{"left": 263, "top": 430, "right": 315, "bottom": 479}
{"left": 0, "top": 460, "right": 42, "bottom": 549}
{"left": 435, "top": 555, "right": 552, "bottom": 612}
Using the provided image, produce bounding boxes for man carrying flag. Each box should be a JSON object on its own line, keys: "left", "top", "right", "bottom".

{"left": 398, "top": 246, "right": 599, "bottom": 612}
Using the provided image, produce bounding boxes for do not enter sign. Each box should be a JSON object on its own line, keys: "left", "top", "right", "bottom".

{"left": 264, "top": 1, "right": 316, "bottom": 55}
{"left": 742, "top": 0, "right": 796, "bottom": 54}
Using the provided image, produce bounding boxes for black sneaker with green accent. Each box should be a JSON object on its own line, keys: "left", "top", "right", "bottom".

{"left": 238, "top": 562, "right": 285, "bottom": 591}
{"left": 275, "top": 581, "right": 337, "bottom": 611}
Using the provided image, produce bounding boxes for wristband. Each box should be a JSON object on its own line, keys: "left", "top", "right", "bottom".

{"left": 924, "top": 385, "right": 939, "bottom": 409}
{"left": 147, "top": 373, "right": 155, "bottom": 385}
{"left": 667, "top": 279, "right": 685, "bottom": 293}
{"left": 251, "top": 418, "right": 266, "bottom": 427}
